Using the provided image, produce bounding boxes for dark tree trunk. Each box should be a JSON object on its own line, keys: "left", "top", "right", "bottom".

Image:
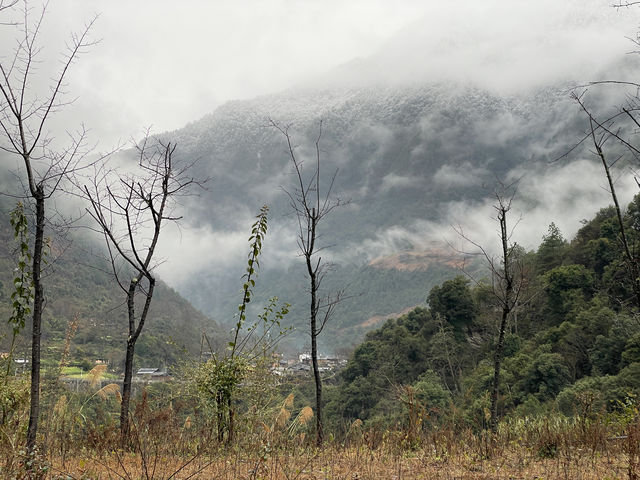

{"left": 489, "top": 204, "right": 514, "bottom": 432}
{"left": 216, "top": 392, "right": 224, "bottom": 443}
{"left": 213, "top": 393, "right": 233, "bottom": 443}
{"left": 310, "top": 272, "right": 323, "bottom": 446}
{"left": 227, "top": 395, "right": 234, "bottom": 443}
{"left": 26, "top": 188, "right": 45, "bottom": 453}
{"left": 306, "top": 212, "right": 324, "bottom": 447}
{"left": 490, "top": 305, "right": 509, "bottom": 432}
{"left": 120, "top": 279, "right": 137, "bottom": 442}
{"left": 119, "top": 276, "right": 155, "bottom": 444}
{"left": 120, "top": 340, "right": 135, "bottom": 442}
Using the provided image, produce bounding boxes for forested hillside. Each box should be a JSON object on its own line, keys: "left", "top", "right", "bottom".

{"left": 0, "top": 201, "right": 223, "bottom": 371}
{"left": 323, "top": 196, "right": 640, "bottom": 430}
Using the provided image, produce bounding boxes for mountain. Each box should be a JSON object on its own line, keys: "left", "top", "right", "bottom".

{"left": 3, "top": 37, "right": 633, "bottom": 357}
{"left": 154, "top": 69, "right": 635, "bottom": 352}
{"left": 1, "top": 0, "right": 637, "bottom": 368}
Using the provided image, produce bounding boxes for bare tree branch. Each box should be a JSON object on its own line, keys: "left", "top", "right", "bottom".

{"left": 272, "top": 118, "right": 348, "bottom": 446}
{"left": 612, "top": 1, "right": 640, "bottom": 8}
{"left": 0, "top": 0, "right": 98, "bottom": 453}
{"left": 450, "top": 180, "right": 529, "bottom": 431}
{"left": 82, "top": 137, "right": 203, "bottom": 443}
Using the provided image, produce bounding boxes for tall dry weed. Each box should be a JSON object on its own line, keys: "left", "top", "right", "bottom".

{"left": 96, "top": 383, "right": 121, "bottom": 402}
{"left": 86, "top": 364, "right": 108, "bottom": 389}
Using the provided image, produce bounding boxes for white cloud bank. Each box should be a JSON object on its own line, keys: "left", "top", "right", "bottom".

{"left": 351, "top": 159, "right": 640, "bottom": 262}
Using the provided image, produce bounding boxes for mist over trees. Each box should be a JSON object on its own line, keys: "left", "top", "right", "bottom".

{"left": 4, "top": 0, "right": 640, "bottom": 477}
{"left": 326, "top": 195, "right": 640, "bottom": 430}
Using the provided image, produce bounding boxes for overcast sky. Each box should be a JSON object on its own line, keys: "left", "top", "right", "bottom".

{"left": 1, "top": 0, "right": 638, "bottom": 148}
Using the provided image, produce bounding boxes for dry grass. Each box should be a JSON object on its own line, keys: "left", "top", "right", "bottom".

{"left": 46, "top": 443, "right": 627, "bottom": 479}
{"left": 86, "top": 364, "right": 108, "bottom": 389}
{"left": 1, "top": 409, "right": 635, "bottom": 479}
{"left": 2, "top": 376, "right": 637, "bottom": 479}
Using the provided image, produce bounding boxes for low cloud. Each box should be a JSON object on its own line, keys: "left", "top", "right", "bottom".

{"left": 156, "top": 222, "right": 249, "bottom": 287}
{"left": 327, "top": 0, "right": 637, "bottom": 95}
{"left": 348, "top": 158, "right": 639, "bottom": 263}
{"left": 155, "top": 211, "right": 300, "bottom": 288}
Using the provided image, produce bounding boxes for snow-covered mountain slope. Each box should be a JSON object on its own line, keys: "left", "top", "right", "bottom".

{"left": 149, "top": 71, "right": 640, "bottom": 352}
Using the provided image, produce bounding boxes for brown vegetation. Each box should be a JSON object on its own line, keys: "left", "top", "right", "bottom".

{"left": 1, "top": 384, "right": 638, "bottom": 480}
{"left": 41, "top": 445, "right": 627, "bottom": 480}
{"left": 369, "top": 249, "right": 465, "bottom": 272}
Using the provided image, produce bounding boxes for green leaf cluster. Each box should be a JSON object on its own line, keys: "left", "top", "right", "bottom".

{"left": 194, "top": 354, "right": 247, "bottom": 403}
{"left": 8, "top": 203, "right": 33, "bottom": 336}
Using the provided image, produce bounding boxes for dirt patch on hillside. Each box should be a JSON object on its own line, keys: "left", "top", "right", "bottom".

{"left": 368, "top": 248, "right": 465, "bottom": 271}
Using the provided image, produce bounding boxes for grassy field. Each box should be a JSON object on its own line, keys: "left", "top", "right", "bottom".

{"left": 2, "top": 366, "right": 638, "bottom": 479}
{"left": 4, "top": 418, "right": 636, "bottom": 480}
{"left": 36, "top": 442, "right": 631, "bottom": 479}
{"left": 60, "top": 366, "right": 118, "bottom": 380}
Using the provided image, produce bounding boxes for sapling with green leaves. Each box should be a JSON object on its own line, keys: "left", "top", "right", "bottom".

{"left": 5, "top": 203, "right": 34, "bottom": 377}
{"left": 195, "top": 205, "right": 290, "bottom": 443}
{"left": 0, "top": 203, "right": 34, "bottom": 429}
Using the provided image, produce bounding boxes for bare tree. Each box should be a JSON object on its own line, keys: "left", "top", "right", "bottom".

{"left": 560, "top": 5, "right": 640, "bottom": 306}
{"left": 0, "top": 1, "right": 96, "bottom": 452}
{"left": 453, "top": 182, "right": 527, "bottom": 431}
{"left": 571, "top": 92, "right": 640, "bottom": 309}
{"left": 84, "top": 138, "right": 198, "bottom": 443}
{"left": 272, "top": 120, "right": 347, "bottom": 446}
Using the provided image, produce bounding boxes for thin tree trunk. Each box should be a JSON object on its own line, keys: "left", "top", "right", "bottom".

{"left": 119, "top": 276, "right": 155, "bottom": 444}
{"left": 594, "top": 140, "right": 640, "bottom": 308}
{"left": 490, "top": 306, "right": 509, "bottom": 432}
{"left": 227, "top": 395, "right": 234, "bottom": 443}
{"left": 311, "top": 322, "right": 323, "bottom": 444}
{"left": 216, "top": 393, "right": 224, "bottom": 443}
{"left": 120, "top": 341, "right": 135, "bottom": 442}
{"left": 439, "top": 319, "right": 460, "bottom": 394}
{"left": 26, "top": 189, "right": 45, "bottom": 454}
{"left": 307, "top": 265, "right": 321, "bottom": 443}
{"left": 310, "top": 305, "right": 323, "bottom": 446}
{"left": 120, "top": 281, "right": 137, "bottom": 442}
{"left": 489, "top": 205, "right": 513, "bottom": 432}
